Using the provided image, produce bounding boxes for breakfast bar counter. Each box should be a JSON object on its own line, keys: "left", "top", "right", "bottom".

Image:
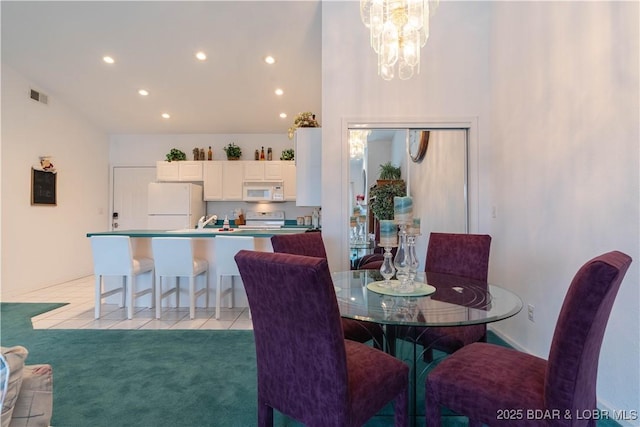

{"left": 87, "top": 227, "right": 312, "bottom": 310}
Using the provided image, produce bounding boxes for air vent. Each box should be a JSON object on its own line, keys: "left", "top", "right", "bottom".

{"left": 29, "top": 89, "right": 48, "bottom": 105}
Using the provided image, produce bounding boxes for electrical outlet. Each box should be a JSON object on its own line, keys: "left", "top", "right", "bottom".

{"left": 528, "top": 304, "right": 535, "bottom": 322}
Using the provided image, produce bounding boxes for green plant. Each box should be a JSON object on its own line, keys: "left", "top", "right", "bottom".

{"left": 369, "top": 180, "right": 406, "bottom": 220}
{"left": 379, "top": 162, "right": 401, "bottom": 180}
{"left": 287, "top": 112, "right": 319, "bottom": 139}
{"left": 165, "top": 148, "right": 186, "bottom": 162}
{"left": 280, "top": 148, "right": 295, "bottom": 161}
{"left": 223, "top": 142, "right": 242, "bottom": 159}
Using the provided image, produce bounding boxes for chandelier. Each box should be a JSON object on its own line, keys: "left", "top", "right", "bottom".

{"left": 360, "top": 0, "right": 438, "bottom": 80}
{"left": 349, "top": 130, "right": 371, "bottom": 160}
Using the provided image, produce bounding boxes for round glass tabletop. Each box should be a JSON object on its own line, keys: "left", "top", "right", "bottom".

{"left": 332, "top": 270, "right": 523, "bottom": 327}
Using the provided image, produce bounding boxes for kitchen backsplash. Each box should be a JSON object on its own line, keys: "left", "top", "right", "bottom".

{"left": 204, "top": 201, "right": 319, "bottom": 224}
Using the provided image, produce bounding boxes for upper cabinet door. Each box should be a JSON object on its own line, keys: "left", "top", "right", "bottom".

{"left": 156, "top": 161, "right": 203, "bottom": 182}
{"left": 178, "top": 161, "right": 203, "bottom": 181}
{"left": 243, "top": 161, "right": 265, "bottom": 180}
{"left": 203, "top": 162, "right": 223, "bottom": 200}
{"left": 295, "top": 128, "right": 321, "bottom": 206}
{"left": 264, "top": 162, "right": 283, "bottom": 180}
{"left": 156, "top": 161, "right": 180, "bottom": 181}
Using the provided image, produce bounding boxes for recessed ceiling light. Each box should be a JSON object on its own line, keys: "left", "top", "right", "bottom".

{"left": 103, "top": 56, "right": 115, "bottom": 64}
{"left": 161, "top": 113, "right": 171, "bottom": 119}
{"left": 195, "top": 51, "right": 207, "bottom": 61}
{"left": 275, "top": 88, "right": 284, "bottom": 96}
{"left": 264, "top": 56, "right": 276, "bottom": 65}
{"left": 279, "top": 113, "right": 287, "bottom": 119}
{"left": 138, "top": 89, "right": 149, "bottom": 96}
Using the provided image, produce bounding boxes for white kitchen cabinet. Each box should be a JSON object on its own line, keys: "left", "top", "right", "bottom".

{"left": 156, "top": 161, "right": 203, "bottom": 182}
{"left": 281, "top": 161, "right": 296, "bottom": 201}
{"left": 243, "top": 162, "right": 265, "bottom": 180}
{"left": 202, "top": 162, "right": 223, "bottom": 201}
{"left": 222, "top": 161, "right": 244, "bottom": 200}
{"left": 244, "top": 161, "right": 285, "bottom": 180}
{"left": 295, "top": 128, "right": 321, "bottom": 206}
{"left": 265, "top": 162, "right": 283, "bottom": 180}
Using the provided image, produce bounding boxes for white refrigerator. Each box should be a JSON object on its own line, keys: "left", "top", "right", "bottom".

{"left": 147, "top": 183, "right": 205, "bottom": 229}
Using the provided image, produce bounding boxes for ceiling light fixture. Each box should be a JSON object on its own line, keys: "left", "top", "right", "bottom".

{"left": 275, "top": 88, "right": 284, "bottom": 96}
{"left": 102, "top": 56, "right": 115, "bottom": 64}
{"left": 264, "top": 56, "right": 276, "bottom": 65}
{"left": 138, "top": 89, "right": 149, "bottom": 96}
{"left": 161, "top": 113, "right": 170, "bottom": 119}
{"left": 360, "top": 0, "right": 439, "bottom": 80}
{"left": 349, "top": 130, "right": 370, "bottom": 159}
{"left": 279, "top": 113, "right": 287, "bottom": 119}
{"left": 195, "top": 51, "right": 207, "bottom": 61}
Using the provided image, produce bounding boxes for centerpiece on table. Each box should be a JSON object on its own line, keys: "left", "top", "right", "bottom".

{"left": 288, "top": 112, "right": 319, "bottom": 139}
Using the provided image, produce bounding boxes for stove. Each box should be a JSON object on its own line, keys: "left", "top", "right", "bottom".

{"left": 238, "top": 211, "right": 285, "bottom": 229}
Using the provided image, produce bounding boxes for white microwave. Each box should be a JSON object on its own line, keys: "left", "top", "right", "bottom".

{"left": 243, "top": 181, "right": 284, "bottom": 202}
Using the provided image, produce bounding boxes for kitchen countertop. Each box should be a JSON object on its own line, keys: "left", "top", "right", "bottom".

{"left": 86, "top": 226, "right": 315, "bottom": 238}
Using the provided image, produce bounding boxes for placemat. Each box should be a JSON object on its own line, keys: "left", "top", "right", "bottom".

{"left": 366, "top": 281, "right": 436, "bottom": 297}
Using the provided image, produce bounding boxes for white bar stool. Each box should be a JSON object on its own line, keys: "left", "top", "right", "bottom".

{"left": 151, "top": 237, "right": 209, "bottom": 320}
{"left": 90, "top": 235, "right": 155, "bottom": 320}
{"left": 214, "top": 236, "right": 255, "bottom": 319}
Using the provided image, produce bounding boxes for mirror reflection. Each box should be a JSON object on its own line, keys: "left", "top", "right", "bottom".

{"left": 348, "top": 127, "right": 468, "bottom": 269}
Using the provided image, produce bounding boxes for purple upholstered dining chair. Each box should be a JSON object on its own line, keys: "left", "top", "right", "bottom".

{"left": 403, "top": 232, "right": 492, "bottom": 360}
{"left": 425, "top": 250, "right": 632, "bottom": 427}
{"left": 235, "top": 250, "right": 409, "bottom": 427}
{"left": 271, "top": 233, "right": 385, "bottom": 349}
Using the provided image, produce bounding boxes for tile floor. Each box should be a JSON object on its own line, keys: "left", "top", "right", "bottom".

{"left": 3, "top": 276, "right": 253, "bottom": 331}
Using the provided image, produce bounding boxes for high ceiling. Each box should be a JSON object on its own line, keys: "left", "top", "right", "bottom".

{"left": 1, "top": 1, "right": 322, "bottom": 134}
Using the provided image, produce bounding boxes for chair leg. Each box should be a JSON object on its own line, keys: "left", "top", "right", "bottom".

{"left": 203, "top": 271, "right": 209, "bottom": 309}
{"left": 257, "top": 398, "right": 274, "bottom": 427}
{"left": 95, "top": 275, "right": 102, "bottom": 319}
{"left": 189, "top": 275, "right": 196, "bottom": 320}
{"left": 425, "top": 385, "right": 441, "bottom": 427}
{"left": 155, "top": 275, "right": 162, "bottom": 319}
{"left": 120, "top": 276, "right": 126, "bottom": 308}
{"left": 175, "top": 277, "right": 180, "bottom": 309}
{"left": 216, "top": 274, "right": 223, "bottom": 319}
{"left": 149, "top": 270, "right": 155, "bottom": 309}
{"left": 127, "top": 275, "right": 134, "bottom": 320}
{"left": 228, "top": 276, "right": 234, "bottom": 309}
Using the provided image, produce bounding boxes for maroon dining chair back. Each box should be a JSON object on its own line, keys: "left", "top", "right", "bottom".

{"left": 545, "top": 250, "right": 632, "bottom": 416}
{"left": 234, "top": 250, "right": 409, "bottom": 426}
{"left": 270, "top": 232, "right": 327, "bottom": 258}
{"left": 270, "top": 232, "right": 384, "bottom": 349}
{"left": 425, "top": 232, "right": 491, "bottom": 282}
{"left": 425, "top": 251, "right": 632, "bottom": 427}
{"left": 415, "top": 232, "right": 492, "bottom": 358}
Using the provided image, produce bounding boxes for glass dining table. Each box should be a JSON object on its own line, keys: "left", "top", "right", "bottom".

{"left": 331, "top": 269, "right": 523, "bottom": 423}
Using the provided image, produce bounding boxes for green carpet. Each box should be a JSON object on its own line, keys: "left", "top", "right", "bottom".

{"left": 0, "top": 303, "right": 621, "bottom": 427}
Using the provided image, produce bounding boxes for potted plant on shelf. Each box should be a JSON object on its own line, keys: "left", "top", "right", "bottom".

{"left": 165, "top": 148, "right": 186, "bottom": 162}
{"left": 280, "top": 148, "right": 295, "bottom": 161}
{"left": 288, "top": 112, "right": 319, "bottom": 139}
{"left": 223, "top": 143, "right": 242, "bottom": 160}
{"left": 378, "top": 161, "right": 401, "bottom": 183}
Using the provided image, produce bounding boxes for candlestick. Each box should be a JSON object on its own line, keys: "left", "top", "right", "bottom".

{"left": 393, "top": 196, "right": 413, "bottom": 225}
{"left": 379, "top": 220, "right": 397, "bottom": 247}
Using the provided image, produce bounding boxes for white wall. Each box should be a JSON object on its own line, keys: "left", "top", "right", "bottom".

{"left": 1, "top": 66, "right": 109, "bottom": 297}
{"left": 321, "top": 0, "right": 491, "bottom": 270}
{"left": 488, "top": 1, "right": 639, "bottom": 415}
{"left": 322, "top": 0, "right": 638, "bottom": 417}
